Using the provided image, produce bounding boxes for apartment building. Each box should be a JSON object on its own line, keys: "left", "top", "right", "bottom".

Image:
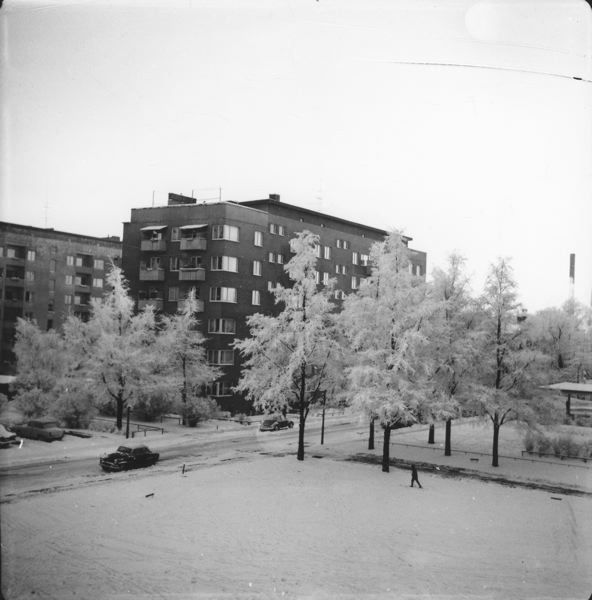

{"left": 0, "top": 222, "right": 122, "bottom": 374}
{"left": 122, "top": 193, "right": 427, "bottom": 413}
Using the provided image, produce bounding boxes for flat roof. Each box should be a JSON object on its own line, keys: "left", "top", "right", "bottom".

{"left": 0, "top": 221, "right": 121, "bottom": 245}
{"left": 542, "top": 382, "right": 592, "bottom": 395}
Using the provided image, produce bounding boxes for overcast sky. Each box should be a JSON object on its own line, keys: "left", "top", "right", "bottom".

{"left": 1, "top": 0, "right": 591, "bottom": 312}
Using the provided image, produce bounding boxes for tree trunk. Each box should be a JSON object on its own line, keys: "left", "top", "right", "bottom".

{"left": 116, "top": 396, "right": 124, "bottom": 431}
{"left": 444, "top": 418, "right": 452, "bottom": 456}
{"left": 492, "top": 413, "right": 500, "bottom": 467}
{"left": 382, "top": 425, "right": 391, "bottom": 473}
{"left": 297, "top": 363, "right": 306, "bottom": 461}
{"left": 428, "top": 424, "right": 435, "bottom": 444}
{"left": 368, "top": 417, "right": 375, "bottom": 450}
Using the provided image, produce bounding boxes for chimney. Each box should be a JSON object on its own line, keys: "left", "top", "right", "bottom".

{"left": 269, "top": 194, "right": 280, "bottom": 202}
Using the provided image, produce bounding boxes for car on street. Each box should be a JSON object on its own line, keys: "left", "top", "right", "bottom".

{"left": 0, "top": 424, "right": 21, "bottom": 448}
{"left": 259, "top": 418, "right": 295, "bottom": 432}
{"left": 99, "top": 444, "right": 160, "bottom": 472}
{"left": 12, "top": 418, "right": 64, "bottom": 442}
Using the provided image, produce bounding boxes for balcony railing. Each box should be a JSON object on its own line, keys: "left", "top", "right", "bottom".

{"left": 138, "top": 298, "right": 164, "bottom": 311}
{"left": 178, "top": 268, "right": 206, "bottom": 281}
{"left": 139, "top": 268, "right": 165, "bottom": 281}
{"left": 180, "top": 238, "right": 207, "bottom": 251}
{"left": 141, "top": 239, "right": 167, "bottom": 252}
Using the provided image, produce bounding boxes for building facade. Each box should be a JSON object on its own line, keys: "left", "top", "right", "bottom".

{"left": 122, "top": 193, "right": 427, "bottom": 413}
{"left": 0, "top": 222, "right": 122, "bottom": 374}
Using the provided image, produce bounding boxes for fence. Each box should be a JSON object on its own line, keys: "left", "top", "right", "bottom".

{"left": 390, "top": 440, "right": 591, "bottom": 470}
{"left": 91, "top": 417, "right": 164, "bottom": 437}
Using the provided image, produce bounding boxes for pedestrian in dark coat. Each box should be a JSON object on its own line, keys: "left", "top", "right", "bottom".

{"left": 410, "top": 464, "right": 422, "bottom": 488}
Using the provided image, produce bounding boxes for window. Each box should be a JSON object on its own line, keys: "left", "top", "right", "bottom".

{"left": 170, "top": 256, "right": 179, "bottom": 271}
{"left": 208, "top": 318, "right": 236, "bottom": 334}
{"left": 322, "top": 272, "right": 330, "bottom": 285}
{"left": 253, "top": 260, "right": 262, "bottom": 276}
{"left": 149, "top": 256, "right": 161, "bottom": 270}
{"left": 49, "top": 259, "right": 56, "bottom": 273}
{"left": 335, "top": 264, "right": 346, "bottom": 275}
{"left": 415, "top": 265, "right": 421, "bottom": 276}
{"left": 351, "top": 276, "right": 359, "bottom": 290}
{"left": 93, "top": 278, "right": 103, "bottom": 288}
{"left": 5, "top": 247, "right": 15, "bottom": 258}
{"left": 27, "top": 250, "right": 36, "bottom": 261}
{"left": 210, "top": 287, "right": 237, "bottom": 303}
{"left": 168, "top": 287, "right": 179, "bottom": 302}
{"left": 336, "top": 239, "right": 349, "bottom": 249}
{"left": 48, "top": 300, "right": 54, "bottom": 312}
{"left": 207, "top": 349, "right": 235, "bottom": 365}
{"left": 66, "top": 255, "right": 74, "bottom": 266}
{"left": 75, "top": 256, "right": 83, "bottom": 267}
{"left": 25, "top": 271, "right": 35, "bottom": 281}
{"left": 269, "top": 223, "right": 277, "bottom": 235}
{"left": 25, "top": 291, "right": 34, "bottom": 303}
{"left": 171, "top": 227, "right": 180, "bottom": 242}
{"left": 278, "top": 225, "right": 286, "bottom": 236}
{"left": 48, "top": 279, "right": 55, "bottom": 291}
{"left": 65, "top": 274, "right": 73, "bottom": 285}
{"left": 251, "top": 290, "right": 261, "bottom": 305}
{"left": 254, "top": 231, "right": 263, "bottom": 246}
{"left": 212, "top": 224, "right": 239, "bottom": 242}
{"left": 323, "top": 246, "right": 331, "bottom": 260}
{"left": 74, "top": 295, "right": 82, "bottom": 305}
{"left": 93, "top": 259, "right": 104, "bottom": 270}
{"left": 360, "top": 254, "right": 369, "bottom": 267}
{"left": 276, "top": 254, "right": 284, "bottom": 265}
{"left": 208, "top": 381, "right": 232, "bottom": 396}
{"left": 267, "top": 281, "right": 276, "bottom": 292}
{"left": 408, "top": 263, "right": 413, "bottom": 274}
{"left": 268, "top": 252, "right": 275, "bottom": 263}
{"left": 314, "top": 270, "right": 320, "bottom": 284}
{"left": 314, "top": 243, "right": 321, "bottom": 258}
{"left": 352, "top": 252, "right": 359, "bottom": 265}
{"left": 47, "top": 320, "right": 54, "bottom": 330}
{"left": 334, "top": 290, "right": 345, "bottom": 300}
{"left": 211, "top": 256, "right": 238, "bottom": 272}
{"left": 65, "top": 294, "right": 73, "bottom": 305}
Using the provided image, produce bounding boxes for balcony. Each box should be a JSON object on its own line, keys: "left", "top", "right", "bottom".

{"left": 179, "top": 268, "right": 206, "bottom": 281}
{"left": 141, "top": 239, "right": 167, "bottom": 252}
{"left": 180, "top": 237, "right": 207, "bottom": 251}
{"left": 138, "top": 298, "right": 164, "bottom": 311}
{"left": 139, "top": 268, "right": 165, "bottom": 281}
{"left": 194, "top": 299, "right": 205, "bottom": 313}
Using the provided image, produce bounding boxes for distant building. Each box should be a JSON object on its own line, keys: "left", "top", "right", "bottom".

{"left": 122, "top": 193, "right": 427, "bottom": 413}
{"left": 0, "top": 222, "right": 122, "bottom": 374}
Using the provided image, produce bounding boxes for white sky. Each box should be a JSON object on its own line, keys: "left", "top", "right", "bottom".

{"left": 1, "top": 0, "right": 591, "bottom": 312}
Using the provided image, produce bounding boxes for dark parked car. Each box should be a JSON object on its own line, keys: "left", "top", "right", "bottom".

{"left": 12, "top": 418, "right": 64, "bottom": 442}
{"left": 0, "top": 424, "right": 21, "bottom": 448}
{"left": 259, "top": 418, "right": 295, "bottom": 432}
{"left": 99, "top": 444, "right": 160, "bottom": 472}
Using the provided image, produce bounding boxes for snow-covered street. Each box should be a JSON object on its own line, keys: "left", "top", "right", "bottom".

{"left": 2, "top": 450, "right": 591, "bottom": 599}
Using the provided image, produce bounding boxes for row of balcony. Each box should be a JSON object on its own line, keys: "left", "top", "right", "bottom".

{"left": 141, "top": 238, "right": 207, "bottom": 252}
{"left": 139, "top": 268, "right": 206, "bottom": 281}
{"left": 137, "top": 298, "right": 205, "bottom": 312}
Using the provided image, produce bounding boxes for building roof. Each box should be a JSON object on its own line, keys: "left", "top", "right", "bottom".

{"left": 0, "top": 221, "right": 121, "bottom": 245}
{"left": 542, "top": 382, "right": 592, "bottom": 395}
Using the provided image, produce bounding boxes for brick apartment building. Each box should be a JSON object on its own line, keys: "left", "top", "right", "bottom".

{"left": 0, "top": 222, "right": 122, "bottom": 374}
{"left": 122, "top": 193, "right": 427, "bottom": 413}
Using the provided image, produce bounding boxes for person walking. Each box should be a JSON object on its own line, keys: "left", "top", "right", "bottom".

{"left": 410, "top": 464, "right": 422, "bottom": 488}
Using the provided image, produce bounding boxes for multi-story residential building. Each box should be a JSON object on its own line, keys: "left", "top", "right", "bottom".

{"left": 122, "top": 193, "right": 427, "bottom": 413}
{"left": 0, "top": 222, "right": 122, "bottom": 374}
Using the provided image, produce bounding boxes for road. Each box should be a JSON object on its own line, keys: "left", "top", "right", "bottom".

{"left": 0, "top": 419, "right": 363, "bottom": 501}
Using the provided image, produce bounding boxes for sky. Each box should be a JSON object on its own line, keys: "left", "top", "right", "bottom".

{"left": 1, "top": 0, "right": 591, "bottom": 312}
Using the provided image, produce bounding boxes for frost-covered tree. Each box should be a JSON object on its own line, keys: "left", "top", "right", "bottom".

{"left": 12, "top": 318, "right": 66, "bottom": 417}
{"left": 158, "top": 288, "right": 220, "bottom": 423}
{"left": 234, "top": 231, "right": 338, "bottom": 461}
{"left": 473, "top": 258, "right": 542, "bottom": 467}
{"left": 424, "top": 254, "right": 482, "bottom": 456}
{"left": 65, "top": 266, "right": 160, "bottom": 431}
{"left": 340, "top": 232, "right": 433, "bottom": 472}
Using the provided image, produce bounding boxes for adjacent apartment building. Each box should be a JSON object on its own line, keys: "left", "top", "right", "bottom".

{"left": 122, "top": 193, "right": 427, "bottom": 413}
{"left": 0, "top": 222, "right": 122, "bottom": 374}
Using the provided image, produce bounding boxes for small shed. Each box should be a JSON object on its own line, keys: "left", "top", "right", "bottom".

{"left": 541, "top": 382, "right": 592, "bottom": 419}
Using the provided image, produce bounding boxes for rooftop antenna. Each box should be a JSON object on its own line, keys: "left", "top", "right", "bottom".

{"left": 569, "top": 253, "right": 575, "bottom": 311}
{"left": 152, "top": 190, "right": 155, "bottom": 207}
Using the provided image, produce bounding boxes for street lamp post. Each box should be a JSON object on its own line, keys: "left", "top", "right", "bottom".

{"left": 320, "top": 390, "right": 326, "bottom": 445}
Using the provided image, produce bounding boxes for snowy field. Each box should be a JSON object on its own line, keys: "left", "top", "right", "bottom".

{"left": 2, "top": 453, "right": 591, "bottom": 600}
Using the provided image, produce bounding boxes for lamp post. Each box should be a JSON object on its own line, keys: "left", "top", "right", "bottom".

{"left": 320, "top": 390, "right": 326, "bottom": 445}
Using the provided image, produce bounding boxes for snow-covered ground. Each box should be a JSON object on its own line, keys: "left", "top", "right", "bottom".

{"left": 2, "top": 448, "right": 591, "bottom": 599}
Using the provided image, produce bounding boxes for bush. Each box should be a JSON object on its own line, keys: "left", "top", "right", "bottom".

{"left": 53, "top": 389, "right": 97, "bottom": 429}
{"left": 524, "top": 430, "right": 592, "bottom": 460}
{"left": 14, "top": 388, "right": 54, "bottom": 418}
{"left": 132, "top": 391, "right": 175, "bottom": 422}
{"left": 177, "top": 396, "right": 218, "bottom": 427}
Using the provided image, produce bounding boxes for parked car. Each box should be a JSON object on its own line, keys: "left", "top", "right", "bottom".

{"left": 12, "top": 418, "right": 64, "bottom": 442}
{"left": 259, "top": 418, "right": 295, "bottom": 432}
{"left": 99, "top": 444, "right": 160, "bottom": 472}
{"left": 0, "top": 424, "right": 21, "bottom": 448}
